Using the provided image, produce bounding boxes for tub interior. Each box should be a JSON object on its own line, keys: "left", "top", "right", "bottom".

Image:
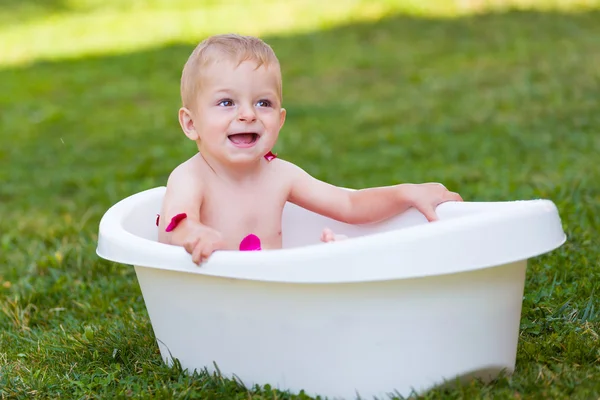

{"left": 120, "top": 188, "right": 490, "bottom": 248}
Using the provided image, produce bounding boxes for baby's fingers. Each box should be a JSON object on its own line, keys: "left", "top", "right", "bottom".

{"left": 200, "top": 243, "right": 216, "bottom": 262}
{"left": 321, "top": 227, "right": 334, "bottom": 242}
{"left": 192, "top": 242, "right": 218, "bottom": 265}
{"left": 191, "top": 241, "right": 205, "bottom": 264}
{"left": 445, "top": 191, "right": 463, "bottom": 202}
{"left": 184, "top": 237, "right": 200, "bottom": 254}
{"left": 420, "top": 205, "right": 438, "bottom": 222}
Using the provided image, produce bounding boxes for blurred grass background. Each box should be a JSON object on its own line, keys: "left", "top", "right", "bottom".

{"left": 1, "top": 0, "right": 599, "bottom": 398}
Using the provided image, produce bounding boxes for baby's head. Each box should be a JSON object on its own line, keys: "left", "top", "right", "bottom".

{"left": 180, "top": 34, "right": 282, "bottom": 110}
{"left": 178, "top": 34, "right": 286, "bottom": 166}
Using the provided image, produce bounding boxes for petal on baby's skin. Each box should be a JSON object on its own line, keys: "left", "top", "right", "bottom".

{"left": 156, "top": 214, "right": 160, "bottom": 226}
{"left": 239, "top": 234, "right": 261, "bottom": 251}
{"left": 264, "top": 151, "right": 277, "bottom": 161}
{"left": 165, "top": 213, "right": 187, "bottom": 232}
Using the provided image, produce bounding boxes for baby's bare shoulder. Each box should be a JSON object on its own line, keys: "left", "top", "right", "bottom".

{"left": 268, "top": 157, "right": 303, "bottom": 177}
{"left": 167, "top": 154, "right": 207, "bottom": 187}
{"left": 264, "top": 158, "right": 307, "bottom": 198}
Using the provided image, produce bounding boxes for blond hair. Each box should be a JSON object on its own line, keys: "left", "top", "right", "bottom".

{"left": 180, "top": 34, "right": 282, "bottom": 108}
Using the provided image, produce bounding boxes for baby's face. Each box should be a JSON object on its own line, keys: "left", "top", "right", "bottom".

{"left": 188, "top": 59, "right": 285, "bottom": 165}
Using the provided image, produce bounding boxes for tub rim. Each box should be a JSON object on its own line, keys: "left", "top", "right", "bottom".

{"left": 96, "top": 187, "right": 567, "bottom": 284}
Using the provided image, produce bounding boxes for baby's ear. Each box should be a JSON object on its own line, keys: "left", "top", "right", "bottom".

{"left": 178, "top": 107, "right": 199, "bottom": 140}
{"left": 279, "top": 107, "right": 286, "bottom": 130}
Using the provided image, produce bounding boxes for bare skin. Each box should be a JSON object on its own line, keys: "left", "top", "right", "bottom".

{"left": 159, "top": 153, "right": 290, "bottom": 252}
{"left": 158, "top": 57, "right": 462, "bottom": 264}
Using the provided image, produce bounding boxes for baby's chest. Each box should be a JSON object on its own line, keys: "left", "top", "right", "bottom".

{"left": 201, "top": 186, "right": 287, "bottom": 232}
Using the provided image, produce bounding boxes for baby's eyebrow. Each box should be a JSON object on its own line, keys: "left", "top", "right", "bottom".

{"left": 210, "top": 88, "right": 278, "bottom": 100}
{"left": 212, "top": 89, "right": 233, "bottom": 96}
{"left": 256, "top": 90, "right": 278, "bottom": 98}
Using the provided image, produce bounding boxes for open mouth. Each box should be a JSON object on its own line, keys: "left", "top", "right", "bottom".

{"left": 228, "top": 132, "right": 259, "bottom": 148}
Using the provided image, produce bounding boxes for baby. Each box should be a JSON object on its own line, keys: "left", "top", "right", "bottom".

{"left": 157, "top": 34, "right": 462, "bottom": 264}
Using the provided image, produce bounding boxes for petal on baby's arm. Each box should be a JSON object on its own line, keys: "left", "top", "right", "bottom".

{"left": 158, "top": 161, "right": 204, "bottom": 242}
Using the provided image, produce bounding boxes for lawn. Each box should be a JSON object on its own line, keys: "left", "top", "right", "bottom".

{"left": 1, "top": 0, "right": 599, "bottom": 398}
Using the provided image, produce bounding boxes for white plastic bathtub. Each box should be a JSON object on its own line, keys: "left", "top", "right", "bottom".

{"left": 96, "top": 186, "right": 566, "bottom": 399}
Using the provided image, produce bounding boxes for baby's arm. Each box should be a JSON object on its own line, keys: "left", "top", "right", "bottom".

{"left": 158, "top": 162, "right": 225, "bottom": 263}
{"left": 283, "top": 160, "right": 461, "bottom": 224}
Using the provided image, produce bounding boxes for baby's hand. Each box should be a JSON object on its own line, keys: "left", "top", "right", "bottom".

{"left": 182, "top": 225, "right": 227, "bottom": 264}
{"left": 400, "top": 183, "right": 462, "bottom": 222}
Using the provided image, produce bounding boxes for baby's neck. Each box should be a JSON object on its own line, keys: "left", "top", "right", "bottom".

{"left": 198, "top": 151, "right": 264, "bottom": 184}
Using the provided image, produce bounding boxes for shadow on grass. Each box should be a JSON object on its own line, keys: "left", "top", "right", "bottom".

{"left": 0, "top": 0, "right": 68, "bottom": 12}
{"left": 0, "top": 0, "right": 71, "bottom": 26}
{"left": 2, "top": 9, "right": 598, "bottom": 213}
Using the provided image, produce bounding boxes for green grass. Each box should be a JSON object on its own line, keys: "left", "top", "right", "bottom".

{"left": 1, "top": 0, "right": 600, "bottom": 398}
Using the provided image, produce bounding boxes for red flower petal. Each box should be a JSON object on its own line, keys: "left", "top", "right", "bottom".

{"left": 239, "top": 234, "right": 261, "bottom": 251}
{"left": 264, "top": 151, "right": 277, "bottom": 161}
{"left": 156, "top": 214, "right": 160, "bottom": 226}
{"left": 165, "top": 213, "right": 187, "bottom": 232}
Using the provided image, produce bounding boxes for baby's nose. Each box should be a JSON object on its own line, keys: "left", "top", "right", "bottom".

{"left": 237, "top": 105, "right": 256, "bottom": 121}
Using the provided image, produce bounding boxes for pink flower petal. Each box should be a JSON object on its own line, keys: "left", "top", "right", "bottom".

{"left": 264, "top": 151, "right": 277, "bottom": 161}
{"left": 165, "top": 213, "right": 187, "bottom": 232}
{"left": 239, "top": 234, "right": 261, "bottom": 251}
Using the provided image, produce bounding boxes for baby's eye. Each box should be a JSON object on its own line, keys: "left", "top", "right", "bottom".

{"left": 218, "top": 99, "right": 234, "bottom": 107}
{"left": 256, "top": 99, "right": 272, "bottom": 107}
